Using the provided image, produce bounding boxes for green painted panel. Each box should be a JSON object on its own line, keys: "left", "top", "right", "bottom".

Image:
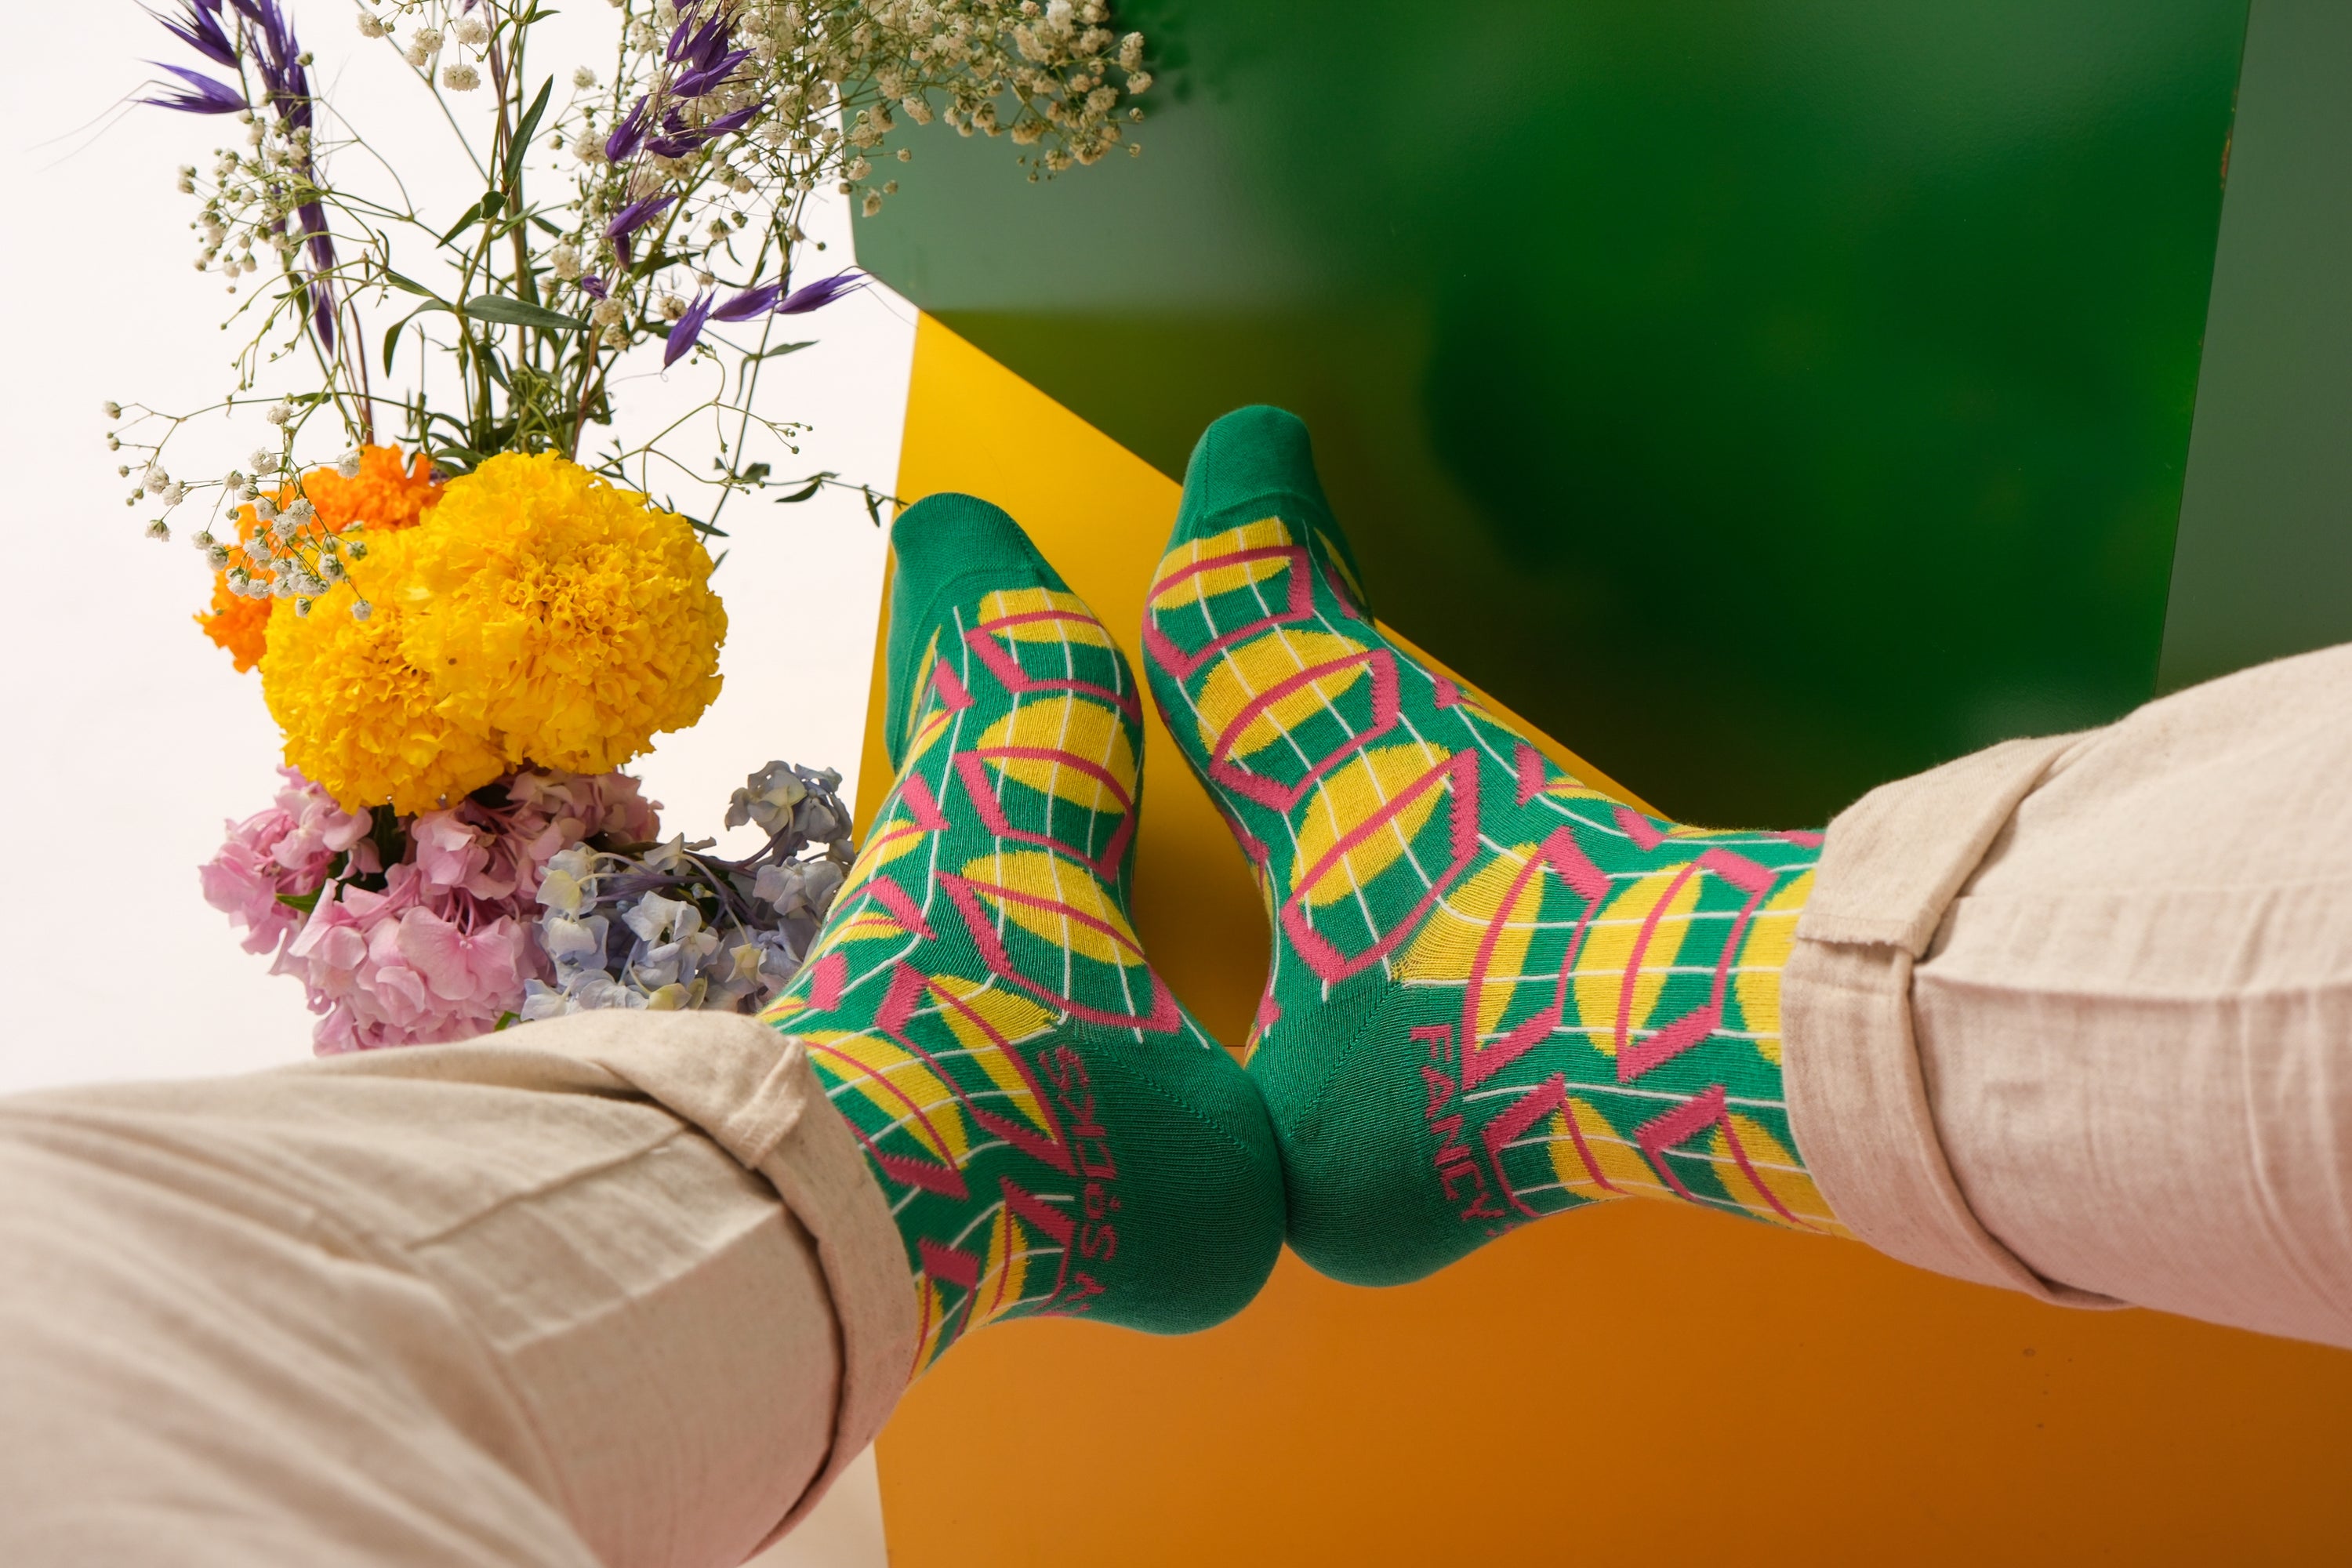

{"left": 2158, "top": 0, "right": 2352, "bottom": 694}
{"left": 859, "top": 2, "right": 2245, "bottom": 824}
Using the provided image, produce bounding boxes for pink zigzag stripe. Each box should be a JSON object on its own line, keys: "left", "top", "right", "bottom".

{"left": 1616, "top": 804, "right": 1667, "bottom": 851}
{"left": 1279, "top": 750, "right": 1482, "bottom": 985}
{"left": 1479, "top": 1073, "right": 1567, "bottom": 1221}
{"left": 865, "top": 877, "right": 936, "bottom": 942}
{"left": 1611, "top": 848, "right": 1777, "bottom": 1083}
{"left": 898, "top": 771, "right": 950, "bottom": 831}
{"left": 1459, "top": 828, "right": 1610, "bottom": 1091}
{"left": 806, "top": 951, "right": 846, "bottom": 1010}
{"left": 1633, "top": 1085, "right": 1813, "bottom": 1229}
{"left": 963, "top": 616, "right": 1141, "bottom": 720}
{"left": 1515, "top": 743, "right": 1545, "bottom": 805}
{"left": 985, "top": 1176, "right": 1079, "bottom": 1319}
{"left": 952, "top": 746, "right": 1136, "bottom": 881}
{"left": 1610, "top": 858, "right": 1703, "bottom": 1057}
{"left": 876, "top": 963, "right": 1080, "bottom": 1175}
{"left": 1208, "top": 648, "right": 1399, "bottom": 811}
{"left": 1553, "top": 1094, "right": 1626, "bottom": 1196}
{"left": 928, "top": 659, "right": 975, "bottom": 713}
{"left": 1140, "top": 544, "right": 1315, "bottom": 681}
{"left": 804, "top": 1033, "right": 971, "bottom": 1200}
{"left": 937, "top": 874, "right": 1181, "bottom": 1032}
{"left": 916, "top": 1236, "right": 982, "bottom": 1364}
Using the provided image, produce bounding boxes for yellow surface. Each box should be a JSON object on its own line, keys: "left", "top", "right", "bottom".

{"left": 868, "top": 316, "right": 2352, "bottom": 1564}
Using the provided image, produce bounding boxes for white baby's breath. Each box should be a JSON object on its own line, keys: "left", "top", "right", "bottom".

{"left": 118, "top": 0, "right": 1156, "bottom": 565}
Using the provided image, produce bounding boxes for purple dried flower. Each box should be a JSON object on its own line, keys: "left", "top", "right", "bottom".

{"left": 699, "top": 101, "right": 764, "bottom": 139}
{"left": 605, "top": 192, "right": 676, "bottom": 241}
{"left": 707, "top": 270, "right": 869, "bottom": 324}
{"left": 671, "top": 49, "right": 750, "bottom": 99}
{"left": 672, "top": 11, "right": 731, "bottom": 71}
{"left": 663, "top": 292, "right": 714, "bottom": 368}
{"left": 227, "top": 0, "right": 292, "bottom": 62}
{"left": 579, "top": 276, "right": 609, "bottom": 301}
{"left": 605, "top": 96, "right": 650, "bottom": 162}
{"left": 666, "top": 2, "right": 706, "bottom": 61}
{"left": 296, "top": 202, "right": 333, "bottom": 267}
{"left": 778, "top": 270, "right": 868, "bottom": 314}
{"left": 710, "top": 282, "right": 781, "bottom": 322}
{"left": 140, "top": 61, "right": 245, "bottom": 114}
{"left": 148, "top": 1, "right": 238, "bottom": 68}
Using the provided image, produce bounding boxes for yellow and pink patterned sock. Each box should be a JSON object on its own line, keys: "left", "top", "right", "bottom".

{"left": 762, "top": 494, "right": 1285, "bottom": 1374}
{"left": 1143, "top": 407, "right": 1849, "bottom": 1285}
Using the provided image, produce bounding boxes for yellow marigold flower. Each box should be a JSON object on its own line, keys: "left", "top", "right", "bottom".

{"left": 392, "top": 452, "right": 727, "bottom": 775}
{"left": 201, "top": 445, "right": 442, "bottom": 674}
{"left": 260, "top": 544, "right": 506, "bottom": 815}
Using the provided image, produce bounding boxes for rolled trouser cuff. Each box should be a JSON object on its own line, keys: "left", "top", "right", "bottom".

{"left": 1782, "top": 735, "right": 2123, "bottom": 1309}
{"left": 506, "top": 1011, "right": 918, "bottom": 1546}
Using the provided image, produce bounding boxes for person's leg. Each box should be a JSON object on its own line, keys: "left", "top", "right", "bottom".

{"left": 1149, "top": 404, "right": 2352, "bottom": 1350}
{"left": 0, "top": 492, "right": 1290, "bottom": 1565}
{"left": 757, "top": 492, "right": 1286, "bottom": 1374}
{"left": 1789, "top": 639, "right": 2352, "bottom": 1347}
{"left": 0, "top": 1011, "right": 909, "bottom": 1568}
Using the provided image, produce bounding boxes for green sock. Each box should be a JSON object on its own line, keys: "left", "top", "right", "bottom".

{"left": 763, "top": 494, "right": 1285, "bottom": 1374}
{"left": 1142, "top": 407, "right": 1847, "bottom": 1287}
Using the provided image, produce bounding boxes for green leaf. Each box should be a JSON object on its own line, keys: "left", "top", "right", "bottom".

{"left": 493, "top": 1011, "right": 521, "bottom": 1032}
{"left": 380, "top": 300, "right": 454, "bottom": 375}
{"left": 380, "top": 268, "right": 448, "bottom": 303}
{"left": 274, "top": 888, "right": 323, "bottom": 915}
{"left": 437, "top": 196, "right": 485, "bottom": 247}
{"left": 771, "top": 471, "right": 836, "bottom": 504}
{"left": 529, "top": 214, "right": 564, "bottom": 238}
{"left": 465, "top": 294, "right": 586, "bottom": 332}
{"left": 438, "top": 191, "right": 506, "bottom": 248}
{"left": 735, "top": 339, "right": 815, "bottom": 398}
{"left": 506, "top": 77, "right": 554, "bottom": 191}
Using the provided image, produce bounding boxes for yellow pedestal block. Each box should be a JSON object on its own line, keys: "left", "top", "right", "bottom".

{"left": 862, "top": 317, "right": 2352, "bottom": 1566}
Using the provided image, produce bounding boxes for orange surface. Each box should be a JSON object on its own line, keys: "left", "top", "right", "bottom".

{"left": 867, "top": 316, "right": 2352, "bottom": 1564}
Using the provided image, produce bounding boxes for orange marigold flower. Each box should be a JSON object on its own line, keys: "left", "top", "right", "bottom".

{"left": 200, "top": 446, "right": 443, "bottom": 673}
{"left": 196, "top": 573, "right": 275, "bottom": 673}
{"left": 300, "top": 445, "right": 444, "bottom": 535}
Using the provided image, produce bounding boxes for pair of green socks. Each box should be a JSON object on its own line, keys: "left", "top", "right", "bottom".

{"left": 760, "top": 406, "right": 1840, "bottom": 1377}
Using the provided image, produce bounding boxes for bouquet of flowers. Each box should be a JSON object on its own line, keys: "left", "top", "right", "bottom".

{"left": 114, "top": 0, "right": 1149, "bottom": 1050}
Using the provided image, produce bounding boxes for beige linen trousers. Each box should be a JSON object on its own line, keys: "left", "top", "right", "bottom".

{"left": 2, "top": 644, "right": 2347, "bottom": 1566}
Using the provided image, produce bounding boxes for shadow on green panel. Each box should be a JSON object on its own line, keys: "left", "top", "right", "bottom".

{"left": 858, "top": 1, "right": 2245, "bottom": 825}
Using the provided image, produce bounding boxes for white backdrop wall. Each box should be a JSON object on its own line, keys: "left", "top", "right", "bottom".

{"left": 1, "top": 2, "right": 911, "bottom": 1093}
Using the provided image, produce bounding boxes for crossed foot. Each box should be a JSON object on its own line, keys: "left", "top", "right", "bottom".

{"left": 762, "top": 407, "right": 1842, "bottom": 1377}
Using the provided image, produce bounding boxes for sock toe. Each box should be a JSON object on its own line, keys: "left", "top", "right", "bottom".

{"left": 884, "top": 492, "right": 1068, "bottom": 768}
{"left": 1178, "top": 405, "right": 1331, "bottom": 527}
{"left": 1175, "top": 405, "right": 1368, "bottom": 605}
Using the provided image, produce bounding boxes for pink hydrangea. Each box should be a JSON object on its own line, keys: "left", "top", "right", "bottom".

{"left": 206, "top": 766, "right": 663, "bottom": 1054}
{"left": 198, "top": 769, "right": 374, "bottom": 956}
